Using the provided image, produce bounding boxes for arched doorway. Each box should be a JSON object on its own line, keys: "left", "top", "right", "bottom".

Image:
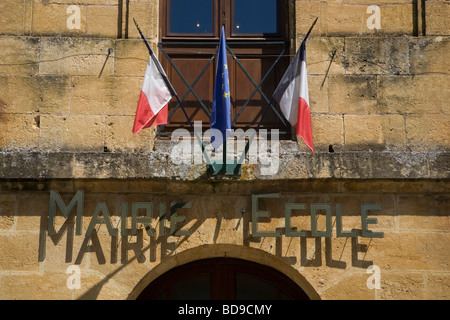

{"left": 137, "top": 258, "right": 310, "bottom": 300}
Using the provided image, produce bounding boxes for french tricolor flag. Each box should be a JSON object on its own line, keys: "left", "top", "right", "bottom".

{"left": 132, "top": 56, "right": 172, "bottom": 134}
{"left": 273, "top": 42, "right": 314, "bottom": 153}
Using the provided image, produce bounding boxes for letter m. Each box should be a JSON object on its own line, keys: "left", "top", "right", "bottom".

{"left": 49, "top": 190, "right": 84, "bottom": 236}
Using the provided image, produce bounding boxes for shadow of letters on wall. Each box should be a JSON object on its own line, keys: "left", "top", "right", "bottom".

{"left": 39, "top": 190, "right": 383, "bottom": 269}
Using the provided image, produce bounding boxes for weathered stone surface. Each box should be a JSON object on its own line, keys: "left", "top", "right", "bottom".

{"left": 329, "top": 75, "right": 377, "bottom": 114}
{"left": 0, "top": 194, "right": 15, "bottom": 230}
{"left": 38, "top": 115, "right": 105, "bottom": 152}
{"left": 344, "top": 37, "right": 410, "bottom": 74}
{"left": 0, "top": 75, "right": 71, "bottom": 114}
{"left": 0, "top": 0, "right": 27, "bottom": 35}
{"left": 426, "top": 273, "right": 450, "bottom": 300}
{"left": 86, "top": 5, "right": 118, "bottom": 38}
{"left": 114, "top": 40, "right": 149, "bottom": 77}
{"left": 397, "top": 194, "right": 450, "bottom": 231}
{"left": 321, "top": 272, "right": 375, "bottom": 300}
{"left": 343, "top": 114, "right": 406, "bottom": 151}
{"left": 310, "top": 114, "right": 344, "bottom": 153}
{"left": 71, "top": 76, "right": 141, "bottom": 115}
{"left": 304, "top": 37, "right": 346, "bottom": 75}
{"left": 426, "top": 1, "right": 450, "bottom": 36}
{"left": 378, "top": 272, "right": 425, "bottom": 299}
{"left": 0, "top": 233, "right": 40, "bottom": 271}
{"left": 105, "top": 115, "right": 156, "bottom": 152}
{"left": 0, "top": 36, "right": 40, "bottom": 74}
{"left": 406, "top": 114, "right": 450, "bottom": 152}
{"left": 0, "top": 273, "right": 73, "bottom": 300}
{"left": 31, "top": 1, "right": 87, "bottom": 36}
{"left": 378, "top": 75, "right": 449, "bottom": 114}
{"left": 0, "top": 114, "right": 40, "bottom": 151}
{"left": 409, "top": 37, "right": 450, "bottom": 75}
{"left": 0, "top": 148, "right": 448, "bottom": 180}
{"left": 39, "top": 37, "right": 114, "bottom": 76}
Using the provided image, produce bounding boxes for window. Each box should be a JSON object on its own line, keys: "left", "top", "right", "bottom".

{"left": 158, "top": 0, "right": 291, "bottom": 138}
{"left": 167, "top": 0, "right": 216, "bottom": 36}
{"left": 232, "top": 0, "right": 280, "bottom": 36}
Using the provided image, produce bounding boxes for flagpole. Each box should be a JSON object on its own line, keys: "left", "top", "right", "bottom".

{"left": 302, "top": 17, "right": 318, "bottom": 45}
{"left": 255, "top": 17, "right": 318, "bottom": 131}
{"left": 133, "top": 18, "right": 217, "bottom": 169}
{"left": 133, "top": 18, "right": 195, "bottom": 131}
{"left": 237, "top": 17, "right": 319, "bottom": 162}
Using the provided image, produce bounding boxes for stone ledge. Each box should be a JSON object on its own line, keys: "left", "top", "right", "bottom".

{"left": 1, "top": 143, "right": 448, "bottom": 181}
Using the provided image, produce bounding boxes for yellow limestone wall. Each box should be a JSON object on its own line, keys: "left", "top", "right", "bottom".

{"left": 0, "top": 0, "right": 449, "bottom": 300}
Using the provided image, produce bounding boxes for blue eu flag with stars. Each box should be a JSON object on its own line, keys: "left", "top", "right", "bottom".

{"left": 211, "top": 26, "right": 231, "bottom": 150}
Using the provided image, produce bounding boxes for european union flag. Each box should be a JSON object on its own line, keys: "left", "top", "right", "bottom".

{"left": 211, "top": 26, "right": 231, "bottom": 150}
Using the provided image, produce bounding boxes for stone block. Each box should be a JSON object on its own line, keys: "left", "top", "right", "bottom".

{"left": 308, "top": 75, "right": 329, "bottom": 113}
{"left": 369, "top": 232, "right": 450, "bottom": 271}
{"left": 0, "top": 0, "right": 26, "bottom": 35}
{"left": 39, "top": 37, "right": 114, "bottom": 76}
{"left": 310, "top": 114, "right": 344, "bottom": 153}
{"left": 321, "top": 272, "right": 375, "bottom": 300}
{"left": 0, "top": 233, "right": 40, "bottom": 271}
{"left": 295, "top": 1, "right": 326, "bottom": 36}
{"left": 378, "top": 4, "right": 414, "bottom": 35}
{"left": 0, "top": 114, "right": 39, "bottom": 151}
{"left": 410, "top": 36, "right": 450, "bottom": 75}
{"left": 0, "top": 75, "right": 71, "bottom": 114}
{"left": 378, "top": 75, "right": 449, "bottom": 114}
{"left": 114, "top": 39, "right": 149, "bottom": 76}
{"left": 378, "top": 272, "right": 425, "bottom": 299}
{"left": 86, "top": 5, "right": 119, "bottom": 38}
{"left": 324, "top": 3, "right": 369, "bottom": 35}
{"left": 429, "top": 153, "right": 450, "bottom": 179}
{"left": 0, "top": 194, "right": 16, "bottom": 230}
{"left": 0, "top": 273, "right": 73, "bottom": 300}
{"left": 406, "top": 114, "right": 450, "bottom": 152}
{"left": 16, "top": 193, "right": 50, "bottom": 231}
{"left": 302, "top": 37, "right": 346, "bottom": 75}
{"left": 344, "top": 114, "right": 405, "bottom": 151}
{"left": 39, "top": 114, "right": 105, "bottom": 152}
{"left": 329, "top": 75, "right": 377, "bottom": 114}
{"left": 426, "top": 1, "right": 450, "bottom": 36}
{"left": 0, "top": 36, "right": 40, "bottom": 74}
{"left": 344, "top": 37, "right": 410, "bottom": 75}
{"left": 426, "top": 273, "right": 450, "bottom": 300}
{"left": 71, "top": 76, "right": 141, "bottom": 115}
{"left": 105, "top": 115, "right": 156, "bottom": 152}
{"left": 397, "top": 194, "right": 450, "bottom": 232}
{"left": 31, "top": 1, "right": 87, "bottom": 36}
{"left": 127, "top": 0, "right": 158, "bottom": 40}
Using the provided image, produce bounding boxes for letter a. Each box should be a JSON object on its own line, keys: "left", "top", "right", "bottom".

{"left": 66, "top": 265, "right": 81, "bottom": 289}
{"left": 366, "top": 5, "right": 381, "bottom": 30}
{"left": 366, "top": 265, "right": 381, "bottom": 289}
{"left": 67, "top": 5, "right": 81, "bottom": 30}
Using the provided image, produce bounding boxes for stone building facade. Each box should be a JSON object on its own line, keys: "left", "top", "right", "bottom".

{"left": 0, "top": 0, "right": 449, "bottom": 300}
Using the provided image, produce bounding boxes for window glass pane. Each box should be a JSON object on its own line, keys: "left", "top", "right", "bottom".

{"left": 234, "top": 0, "right": 278, "bottom": 34}
{"left": 169, "top": 0, "right": 213, "bottom": 34}
{"left": 236, "top": 273, "right": 277, "bottom": 299}
{"left": 170, "top": 274, "right": 211, "bottom": 299}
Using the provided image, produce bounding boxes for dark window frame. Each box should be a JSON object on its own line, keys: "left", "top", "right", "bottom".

{"left": 158, "top": 0, "right": 292, "bottom": 139}
{"left": 137, "top": 258, "right": 310, "bottom": 300}
{"left": 161, "top": 0, "right": 286, "bottom": 41}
